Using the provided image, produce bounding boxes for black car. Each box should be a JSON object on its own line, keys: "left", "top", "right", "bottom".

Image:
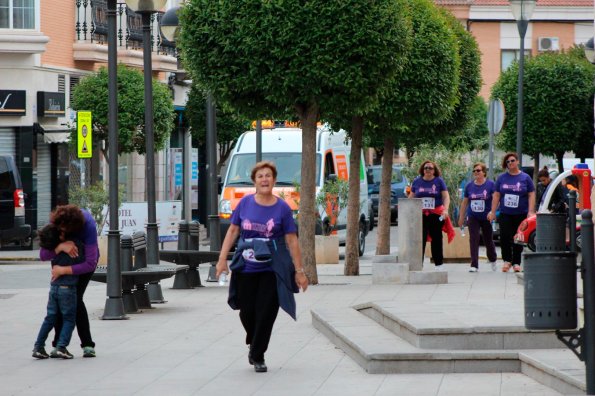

{"left": 367, "top": 165, "right": 409, "bottom": 223}
{"left": 0, "top": 156, "right": 31, "bottom": 247}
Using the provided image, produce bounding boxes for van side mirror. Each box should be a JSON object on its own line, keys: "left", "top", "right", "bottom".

{"left": 326, "top": 173, "right": 338, "bottom": 182}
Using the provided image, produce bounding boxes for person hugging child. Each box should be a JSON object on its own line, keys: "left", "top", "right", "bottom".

{"left": 32, "top": 223, "right": 85, "bottom": 359}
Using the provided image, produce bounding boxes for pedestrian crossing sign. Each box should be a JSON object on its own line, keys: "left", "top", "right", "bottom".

{"left": 77, "top": 111, "right": 92, "bottom": 158}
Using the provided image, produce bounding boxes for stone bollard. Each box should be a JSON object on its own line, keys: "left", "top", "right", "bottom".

{"left": 397, "top": 199, "right": 423, "bottom": 270}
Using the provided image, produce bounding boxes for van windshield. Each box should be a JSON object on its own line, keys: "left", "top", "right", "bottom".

{"left": 226, "top": 153, "right": 321, "bottom": 186}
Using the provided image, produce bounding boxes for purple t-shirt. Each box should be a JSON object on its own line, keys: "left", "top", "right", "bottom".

{"left": 494, "top": 172, "right": 535, "bottom": 215}
{"left": 464, "top": 180, "right": 495, "bottom": 221}
{"left": 231, "top": 194, "right": 297, "bottom": 272}
{"left": 411, "top": 176, "right": 448, "bottom": 208}
{"left": 39, "top": 209, "right": 99, "bottom": 275}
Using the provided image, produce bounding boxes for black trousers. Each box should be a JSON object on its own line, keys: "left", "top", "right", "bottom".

{"left": 53, "top": 271, "right": 95, "bottom": 349}
{"left": 236, "top": 271, "right": 279, "bottom": 362}
{"left": 498, "top": 213, "right": 526, "bottom": 266}
{"left": 422, "top": 213, "right": 444, "bottom": 266}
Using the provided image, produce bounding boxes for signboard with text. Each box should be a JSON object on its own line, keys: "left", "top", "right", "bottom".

{"left": 77, "top": 111, "right": 93, "bottom": 158}
{"left": 0, "top": 90, "right": 26, "bottom": 116}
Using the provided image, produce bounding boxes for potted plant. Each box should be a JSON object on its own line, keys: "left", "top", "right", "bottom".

{"left": 68, "top": 182, "right": 124, "bottom": 265}
{"left": 314, "top": 176, "right": 348, "bottom": 264}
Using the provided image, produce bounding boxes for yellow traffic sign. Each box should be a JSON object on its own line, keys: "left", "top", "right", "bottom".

{"left": 77, "top": 111, "right": 92, "bottom": 158}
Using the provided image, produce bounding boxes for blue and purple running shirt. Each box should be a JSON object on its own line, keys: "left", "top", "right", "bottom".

{"left": 411, "top": 176, "right": 448, "bottom": 209}
{"left": 464, "top": 180, "right": 495, "bottom": 221}
{"left": 494, "top": 172, "right": 535, "bottom": 215}
{"left": 231, "top": 194, "right": 297, "bottom": 272}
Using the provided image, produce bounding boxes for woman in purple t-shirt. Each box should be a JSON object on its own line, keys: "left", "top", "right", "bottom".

{"left": 488, "top": 153, "right": 535, "bottom": 272}
{"left": 216, "top": 161, "right": 308, "bottom": 373}
{"left": 409, "top": 160, "right": 450, "bottom": 271}
{"left": 40, "top": 204, "right": 98, "bottom": 358}
{"left": 458, "top": 162, "right": 497, "bottom": 272}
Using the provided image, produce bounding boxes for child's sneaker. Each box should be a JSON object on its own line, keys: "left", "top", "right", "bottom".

{"left": 32, "top": 346, "right": 49, "bottom": 359}
{"left": 83, "top": 346, "right": 96, "bottom": 358}
{"left": 50, "top": 347, "right": 73, "bottom": 359}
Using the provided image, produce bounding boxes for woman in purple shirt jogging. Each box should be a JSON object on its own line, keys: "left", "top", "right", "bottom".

{"left": 40, "top": 204, "right": 98, "bottom": 358}
{"left": 487, "top": 153, "right": 535, "bottom": 273}
{"left": 458, "top": 162, "right": 497, "bottom": 272}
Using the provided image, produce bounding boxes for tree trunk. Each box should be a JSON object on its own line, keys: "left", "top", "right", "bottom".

{"left": 555, "top": 151, "right": 564, "bottom": 173}
{"left": 295, "top": 103, "right": 320, "bottom": 284}
{"left": 345, "top": 116, "right": 363, "bottom": 276}
{"left": 376, "top": 137, "right": 393, "bottom": 255}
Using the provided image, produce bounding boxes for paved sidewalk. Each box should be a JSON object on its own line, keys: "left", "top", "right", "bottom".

{"left": 0, "top": 249, "right": 574, "bottom": 396}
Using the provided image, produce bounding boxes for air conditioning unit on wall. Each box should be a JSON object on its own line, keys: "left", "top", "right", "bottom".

{"left": 538, "top": 37, "right": 560, "bottom": 51}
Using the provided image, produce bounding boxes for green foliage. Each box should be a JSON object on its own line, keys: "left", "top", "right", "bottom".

{"left": 315, "top": 178, "right": 349, "bottom": 235}
{"left": 68, "top": 182, "right": 125, "bottom": 235}
{"left": 364, "top": 0, "right": 460, "bottom": 150}
{"left": 402, "top": 144, "right": 477, "bottom": 218}
{"left": 423, "top": 9, "right": 482, "bottom": 143}
{"left": 179, "top": 0, "right": 412, "bottom": 118}
{"left": 491, "top": 51, "right": 595, "bottom": 158}
{"left": 70, "top": 64, "right": 175, "bottom": 155}
{"left": 441, "top": 96, "right": 489, "bottom": 152}
{"left": 185, "top": 83, "right": 252, "bottom": 168}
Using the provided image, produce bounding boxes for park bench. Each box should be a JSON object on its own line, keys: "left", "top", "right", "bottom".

{"left": 158, "top": 221, "right": 232, "bottom": 289}
{"left": 92, "top": 231, "right": 188, "bottom": 312}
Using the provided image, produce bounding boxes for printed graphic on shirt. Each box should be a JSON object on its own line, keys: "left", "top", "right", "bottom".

{"left": 241, "top": 218, "right": 275, "bottom": 238}
{"left": 417, "top": 184, "right": 438, "bottom": 195}
{"left": 501, "top": 182, "right": 523, "bottom": 192}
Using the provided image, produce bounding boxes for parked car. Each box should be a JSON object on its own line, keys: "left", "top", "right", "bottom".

{"left": 367, "top": 165, "right": 408, "bottom": 223}
{"left": 0, "top": 155, "right": 31, "bottom": 247}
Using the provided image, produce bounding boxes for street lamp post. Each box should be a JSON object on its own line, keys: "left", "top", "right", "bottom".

{"left": 125, "top": 0, "right": 167, "bottom": 302}
{"left": 509, "top": 0, "right": 536, "bottom": 167}
{"left": 102, "top": 0, "right": 126, "bottom": 320}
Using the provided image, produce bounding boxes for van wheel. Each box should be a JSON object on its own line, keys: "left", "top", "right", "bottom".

{"left": 358, "top": 222, "right": 366, "bottom": 257}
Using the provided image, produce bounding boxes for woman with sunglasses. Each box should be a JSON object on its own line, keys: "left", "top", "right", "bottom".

{"left": 409, "top": 160, "right": 450, "bottom": 271}
{"left": 487, "top": 153, "right": 535, "bottom": 272}
{"left": 458, "top": 162, "right": 497, "bottom": 272}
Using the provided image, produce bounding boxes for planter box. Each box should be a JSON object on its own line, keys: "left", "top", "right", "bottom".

{"left": 315, "top": 235, "right": 339, "bottom": 264}
{"left": 425, "top": 227, "right": 470, "bottom": 262}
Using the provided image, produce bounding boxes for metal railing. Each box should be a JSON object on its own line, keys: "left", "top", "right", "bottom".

{"left": 75, "top": 0, "right": 176, "bottom": 57}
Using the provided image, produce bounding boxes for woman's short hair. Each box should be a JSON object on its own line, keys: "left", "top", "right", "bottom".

{"left": 501, "top": 152, "right": 519, "bottom": 170}
{"left": 418, "top": 160, "right": 441, "bottom": 177}
{"left": 50, "top": 204, "right": 85, "bottom": 236}
{"left": 251, "top": 161, "right": 278, "bottom": 182}
{"left": 473, "top": 162, "right": 487, "bottom": 176}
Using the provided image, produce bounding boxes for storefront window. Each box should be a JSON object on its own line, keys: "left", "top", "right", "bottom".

{"left": 0, "top": 0, "right": 34, "bottom": 29}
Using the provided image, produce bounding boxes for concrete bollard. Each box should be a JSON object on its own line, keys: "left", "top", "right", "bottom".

{"left": 397, "top": 199, "right": 423, "bottom": 270}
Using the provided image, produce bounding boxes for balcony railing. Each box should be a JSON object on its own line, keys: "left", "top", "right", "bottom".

{"left": 75, "top": 0, "right": 176, "bottom": 58}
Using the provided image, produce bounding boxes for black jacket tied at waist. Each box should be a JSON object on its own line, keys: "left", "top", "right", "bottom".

{"left": 228, "top": 238, "right": 299, "bottom": 320}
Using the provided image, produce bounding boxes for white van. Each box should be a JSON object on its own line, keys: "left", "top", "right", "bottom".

{"left": 218, "top": 124, "right": 370, "bottom": 255}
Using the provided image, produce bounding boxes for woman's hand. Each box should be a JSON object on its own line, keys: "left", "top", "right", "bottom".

{"left": 56, "top": 241, "right": 78, "bottom": 258}
{"left": 457, "top": 217, "right": 465, "bottom": 228}
{"left": 51, "top": 265, "right": 69, "bottom": 281}
{"left": 215, "top": 258, "right": 228, "bottom": 278}
{"left": 487, "top": 211, "right": 496, "bottom": 222}
{"left": 295, "top": 271, "right": 308, "bottom": 292}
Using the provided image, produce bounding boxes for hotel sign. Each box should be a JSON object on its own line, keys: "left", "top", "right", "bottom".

{"left": 0, "top": 90, "right": 26, "bottom": 116}
{"left": 37, "top": 91, "right": 66, "bottom": 118}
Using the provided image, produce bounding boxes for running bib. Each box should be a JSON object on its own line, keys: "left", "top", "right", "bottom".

{"left": 503, "top": 194, "right": 520, "bottom": 208}
{"left": 421, "top": 197, "right": 435, "bottom": 209}
{"left": 470, "top": 200, "right": 485, "bottom": 213}
{"left": 241, "top": 248, "right": 270, "bottom": 263}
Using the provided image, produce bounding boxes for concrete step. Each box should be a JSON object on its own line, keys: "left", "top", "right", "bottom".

{"left": 311, "top": 306, "right": 585, "bottom": 395}
{"left": 355, "top": 301, "right": 565, "bottom": 350}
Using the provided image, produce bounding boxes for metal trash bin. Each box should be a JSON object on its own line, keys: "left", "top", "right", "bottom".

{"left": 524, "top": 251, "right": 578, "bottom": 330}
{"left": 535, "top": 213, "right": 566, "bottom": 252}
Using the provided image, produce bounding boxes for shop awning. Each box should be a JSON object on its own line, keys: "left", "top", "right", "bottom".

{"left": 36, "top": 123, "right": 71, "bottom": 144}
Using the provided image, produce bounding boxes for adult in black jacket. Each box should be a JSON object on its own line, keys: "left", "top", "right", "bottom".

{"left": 536, "top": 169, "right": 566, "bottom": 213}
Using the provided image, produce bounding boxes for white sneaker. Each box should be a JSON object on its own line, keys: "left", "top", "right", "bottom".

{"left": 435, "top": 265, "right": 446, "bottom": 272}
{"left": 469, "top": 267, "right": 478, "bottom": 272}
{"left": 490, "top": 262, "right": 497, "bottom": 272}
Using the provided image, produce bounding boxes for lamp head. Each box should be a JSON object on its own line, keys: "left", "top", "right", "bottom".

{"left": 125, "top": 0, "right": 167, "bottom": 13}
{"left": 160, "top": 6, "right": 181, "bottom": 43}
{"left": 509, "top": 0, "right": 536, "bottom": 22}
{"left": 585, "top": 37, "right": 595, "bottom": 64}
